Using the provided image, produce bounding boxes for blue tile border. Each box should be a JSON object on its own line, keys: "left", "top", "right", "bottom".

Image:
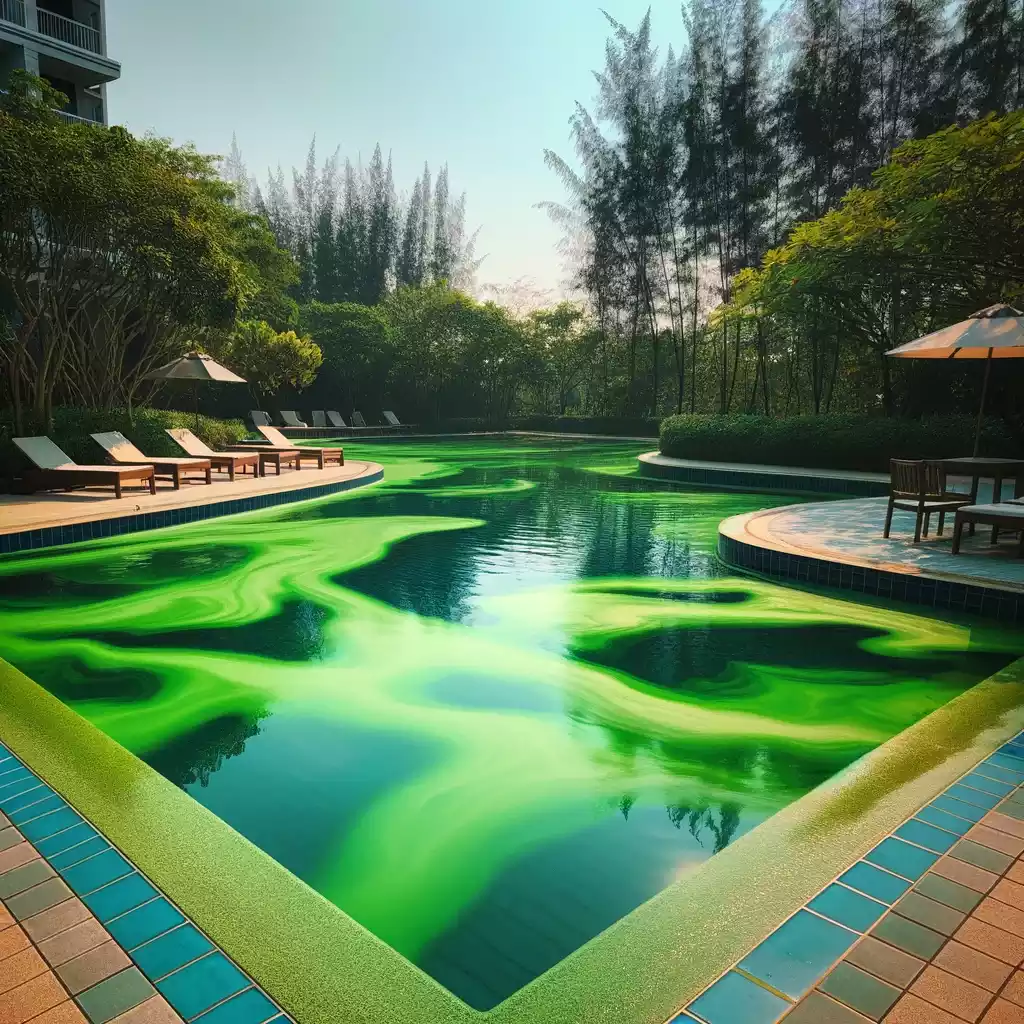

{"left": 717, "top": 531, "right": 1024, "bottom": 624}
{"left": 0, "top": 467, "right": 383, "bottom": 555}
{"left": 0, "top": 741, "right": 295, "bottom": 1023}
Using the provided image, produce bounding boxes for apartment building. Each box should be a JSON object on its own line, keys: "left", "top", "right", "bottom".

{"left": 0, "top": 0, "right": 119, "bottom": 124}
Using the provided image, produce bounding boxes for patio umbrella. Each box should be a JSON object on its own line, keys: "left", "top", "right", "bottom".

{"left": 144, "top": 351, "right": 246, "bottom": 430}
{"left": 886, "top": 304, "right": 1024, "bottom": 456}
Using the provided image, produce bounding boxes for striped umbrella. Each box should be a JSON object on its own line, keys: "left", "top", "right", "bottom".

{"left": 886, "top": 304, "right": 1024, "bottom": 456}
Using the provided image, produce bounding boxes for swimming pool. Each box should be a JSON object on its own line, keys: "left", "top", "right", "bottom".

{"left": 0, "top": 439, "right": 1019, "bottom": 1010}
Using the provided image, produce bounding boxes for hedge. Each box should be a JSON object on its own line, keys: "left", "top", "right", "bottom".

{"left": 1, "top": 407, "right": 249, "bottom": 483}
{"left": 659, "top": 414, "right": 1022, "bottom": 473}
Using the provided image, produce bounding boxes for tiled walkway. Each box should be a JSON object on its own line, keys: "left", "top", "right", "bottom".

{"left": 673, "top": 734, "right": 1024, "bottom": 1024}
{"left": 0, "top": 743, "right": 291, "bottom": 1024}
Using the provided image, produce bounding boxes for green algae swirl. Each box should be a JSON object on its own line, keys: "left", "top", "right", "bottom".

{"left": 0, "top": 439, "right": 1018, "bottom": 1009}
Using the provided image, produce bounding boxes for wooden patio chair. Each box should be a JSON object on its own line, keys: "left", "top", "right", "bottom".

{"left": 883, "top": 459, "right": 974, "bottom": 543}
{"left": 14, "top": 436, "right": 156, "bottom": 499}
{"left": 91, "top": 432, "right": 212, "bottom": 490}
{"left": 166, "top": 429, "right": 262, "bottom": 480}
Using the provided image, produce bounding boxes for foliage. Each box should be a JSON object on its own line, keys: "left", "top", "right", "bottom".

{"left": 660, "top": 414, "right": 1020, "bottom": 471}
{"left": 218, "top": 320, "right": 322, "bottom": 400}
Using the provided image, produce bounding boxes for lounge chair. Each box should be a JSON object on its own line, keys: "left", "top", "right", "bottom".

{"left": 311, "top": 411, "right": 327, "bottom": 428}
{"left": 257, "top": 425, "right": 343, "bottom": 467}
{"left": 280, "top": 411, "right": 308, "bottom": 428}
{"left": 326, "top": 411, "right": 347, "bottom": 428}
{"left": 884, "top": 459, "right": 973, "bottom": 543}
{"left": 351, "top": 411, "right": 368, "bottom": 428}
{"left": 952, "top": 503, "right": 1024, "bottom": 555}
{"left": 166, "top": 429, "right": 262, "bottom": 480}
{"left": 250, "top": 410, "right": 272, "bottom": 428}
{"left": 382, "top": 410, "right": 413, "bottom": 432}
{"left": 14, "top": 436, "right": 156, "bottom": 499}
{"left": 91, "top": 432, "right": 212, "bottom": 490}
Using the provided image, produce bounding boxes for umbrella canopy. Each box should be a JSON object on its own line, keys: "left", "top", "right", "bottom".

{"left": 144, "top": 352, "right": 246, "bottom": 429}
{"left": 886, "top": 305, "right": 1024, "bottom": 456}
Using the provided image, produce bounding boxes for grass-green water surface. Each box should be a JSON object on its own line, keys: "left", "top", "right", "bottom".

{"left": 0, "top": 439, "right": 1018, "bottom": 1009}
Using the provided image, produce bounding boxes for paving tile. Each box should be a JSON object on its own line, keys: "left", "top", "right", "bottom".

{"left": 964, "top": 773, "right": 1017, "bottom": 798}
{"left": 0, "top": 945, "right": 48, "bottom": 995}
{"left": 840, "top": 863, "right": 912, "bottom": 905}
{"left": 845, "top": 937, "right": 925, "bottom": 988}
{"left": 50, "top": 839, "right": 112, "bottom": 873}
{"left": 933, "top": 855, "right": 1000, "bottom": 893}
{"left": 970, "top": 826, "right": 1024, "bottom": 858}
{"left": 7, "top": 878, "right": 74, "bottom": 921}
{"left": 955, "top": 917, "right": 1024, "bottom": 965}
{"left": 22, "top": 898, "right": 92, "bottom": 942}
{"left": 156, "top": 954, "right": 252, "bottom": 1020}
{"left": 871, "top": 913, "right": 945, "bottom": 960}
{"left": 190, "top": 987, "right": 279, "bottom": 1024}
{"left": 688, "top": 970, "right": 790, "bottom": 1024}
{"left": 105, "top": 901, "right": 184, "bottom": 953}
{"left": 27, "top": 1002, "right": 90, "bottom": 1024}
{"left": 895, "top": 820, "right": 959, "bottom": 855}
{"left": 976, "top": 897, "right": 1024, "bottom": 938}
{"left": 948, "top": 784, "right": 1003, "bottom": 811}
{"left": 0, "top": 903, "right": 13, "bottom": 931}
{"left": 0, "top": 918, "right": 29, "bottom": 961}
{"left": 0, "top": 842, "right": 40, "bottom": 875}
{"left": 999, "top": 803, "right": 1024, "bottom": 823}
{"left": 883, "top": 991, "right": 966, "bottom": 1023}
{"left": 893, "top": 892, "right": 965, "bottom": 935}
{"left": 1009, "top": 862, "right": 1024, "bottom": 886}
{"left": 910, "top": 964, "right": 992, "bottom": 1021}
{"left": 986, "top": 814, "right": 1024, "bottom": 841}
{"left": 977, "top": 764, "right": 1024, "bottom": 788}
{"left": 131, "top": 925, "right": 213, "bottom": 982}
{"left": 955, "top": 840, "right": 1016, "bottom": 874}
{"left": 865, "top": 839, "right": 938, "bottom": 881}
{"left": 933, "top": 940, "right": 1014, "bottom": 993}
{"left": 809, "top": 886, "right": 888, "bottom": 933}
{"left": 781, "top": 991, "right": 873, "bottom": 1022}
{"left": 21, "top": 809, "right": 83, "bottom": 843}
{"left": 38, "top": 918, "right": 111, "bottom": 968}
{"left": 62, "top": 851, "right": 134, "bottom": 899}
{"left": 76, "top": 968, "right": 156, "bottom": 1024}
{"left": 58, "top": 940, "right": 133, "bottom": 995}
{"left": 109, "top": 995, "right": 183, "bottom": 1024}
{"left": 1004, "top": 973, "right": 1024, "bottom": 1007}
{"left": 981, "top": 999, "right": 1024, "bottom": 1022}
{"left": 36, "top": 825, "right": 99, "bottom": 860}
{"left": 819, "top": 961, "right": 901, "bottom": 1020}
{"left": 0, "top": 826, "right": 24, "bottom": 852}
{"left": 916, "top": 873, "right": 984, "bottom": 913}
{"left": 0, "top": 972, "right": 68, "bottom": 1024}
{"left": 9, "top": 794, "right": 67, "bottom": 826}
{"left": 933, "top": 795, "right": 989, "bottom": 824}
{"left": 0, "top": 858, "right": 54, "bottom": 901}
{"left": 83, "top": 876, "right": 158, "bottom": 924}
{"left": 996, "top": 880, "right": 1024, "bottom": 912}
{"left": 918, "top": 806, "right": 974, "bottom": 837}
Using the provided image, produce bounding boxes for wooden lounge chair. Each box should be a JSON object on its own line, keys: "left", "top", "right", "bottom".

{"left": 326, "top": 411, "right": 347, "bottom": 428}
{"left": 91, "top": 431, "right": 212, "bottom": 490}
{"left": 280, "top": 411, "right": 308, "bottom": 428}
{"left": 884, "top": 459, "right": 973, "bottom": 543}
{"left": 250, "top": 410, "right": 272, "bottom": 428}
{"left": 166, "top": 429, "right": 262, "bottom": 480}
{"left": 257, "top": 425, "right": 343, "bottom": 467}
{"left": 311, "top": 411, "right": 327, "bottom": 428}
{"left": 952, "top": 503, "right": 1024, "bottom": 555}
{"left": 14, "top": 436, "right": 156, "bottom": 499}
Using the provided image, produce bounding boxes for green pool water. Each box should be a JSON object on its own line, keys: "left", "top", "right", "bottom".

{"left": 0, "top": 439, "right": 1019, "bottom": 1009}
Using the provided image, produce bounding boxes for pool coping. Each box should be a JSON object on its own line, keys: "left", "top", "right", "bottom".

{"left": 1, "top": 651, "right": 1022, "bottom": 1024}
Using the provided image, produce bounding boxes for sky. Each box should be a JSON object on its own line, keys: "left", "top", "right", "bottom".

{"left": 106, "top": 0, "right": 689, "bottom": 299}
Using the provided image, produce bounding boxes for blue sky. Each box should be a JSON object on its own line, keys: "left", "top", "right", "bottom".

{"left": 106, "top": 0, "right": 688, "bottom": 297}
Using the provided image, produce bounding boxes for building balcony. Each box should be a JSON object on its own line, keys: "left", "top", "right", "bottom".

{"left": 0, "top": 0, "right": 25, "bottom": 29}
{"left": 0, "top": 1, "right": 104, "bottom": 56}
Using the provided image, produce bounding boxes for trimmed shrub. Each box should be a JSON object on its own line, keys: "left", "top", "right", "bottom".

{"left": 1, "top": 407, "right": 249, "bottom": 484}
{"left": 658, "top": 414, "right": 1021, "bottom": 472}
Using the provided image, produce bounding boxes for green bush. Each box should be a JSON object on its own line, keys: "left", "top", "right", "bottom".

{"left": 658, "top": 414, "right": 1022, "bottom": 472}
{"left": 0, "top": 407, "right": 249, "bottom": 483}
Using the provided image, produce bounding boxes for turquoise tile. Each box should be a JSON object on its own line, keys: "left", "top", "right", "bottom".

{"left": 132, "top": 924, "right": 214, "bottom": 981}
{"left": 0, "top": 775, "right": 45, "bottom": 805}
{"left": 106, "top": 898, "right": 185, "bottom": 950}
{"left": 962, "top": 772, "right": 1015, "bottom": 798}
{"left": 1, "top": 785, "right": 50, "bottom": 815}
{"left": 688, "top": 971, "right": 789, "bottom": 1024}
{"left": 945, "top": 783, "right": 1001, "bottom": 811}
{"left": 894, "top": 819, "right": 958, "bottom": 854}
{"left": 62, "top": 848, "right": 133, "bottom": 895}
{"left": 8, "top": 792, "right": 65, "bottom": 825}
{"left": 49, "top": 836, "right": 110, "bottom": 871}
{"left": 931, "top": 794, "right": 987, "bottom": 823}
{"left": 738, "top": 910, "right": 857, "bottom": 999}
{"left": 157, "top": 953, "right": 250, "bottom": 1019}
{"left": 985, "top": 754, "right": 1024, "bottom": 780}
{"left": 84, "top": 873, "right": 158, "bottom": 923}
{"left": 20, "top": 807, "right": 82, "bottom": 841}
{"left": 864, "top": 838, "right": 938, "bottom": 881}
{"left": 35, "top": 822, "right": 97, "bottom": 858}
{"left": 0, "top": 767, "right": 33, "bottom": 792}
{"left": 192, "top": 987, "right": 279, "bottom": 1024}
{"left": 808, "top": 885, "right": 887, "bottom": 933}
{"left": 976, "top": 762, "right": 1024, "bottom": 788}
{"left": 916, "top": 805, "right": 972, "bottom": 836}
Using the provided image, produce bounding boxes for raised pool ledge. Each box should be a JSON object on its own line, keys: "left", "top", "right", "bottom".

{"left": 638, "top": 451, "right": 890, "bottom": 497}
{"left": 2, "top": 653, "right": 1023, "bottom": 1024}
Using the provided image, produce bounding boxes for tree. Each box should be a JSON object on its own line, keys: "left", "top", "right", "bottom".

{"left": 222, "top": 320, "right": 322, "bottom": 400}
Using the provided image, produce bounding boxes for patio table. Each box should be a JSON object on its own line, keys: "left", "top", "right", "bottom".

{"left": 940, "top": 457, "right": 1024, "bottom": 503}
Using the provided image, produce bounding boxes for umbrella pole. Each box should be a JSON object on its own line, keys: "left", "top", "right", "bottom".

{"left": 973, "top": 349, "right": 993, "bottom": 458}
{"left": 194, "top": 384, "right": 200, "bottom": 433}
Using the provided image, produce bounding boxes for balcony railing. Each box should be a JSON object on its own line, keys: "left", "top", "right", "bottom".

{"left": 57, "top": 109, "right": 103, "bottom": 126}
{"left": 0, "top": 0, "right": 26, "bottom": 27}
{"left": 36, "top": 8, "right": 101, "bottom": 54}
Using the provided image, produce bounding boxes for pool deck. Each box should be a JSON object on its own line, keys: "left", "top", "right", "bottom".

{"left": 0, "top": 460, "right": 383, "bottom": 553}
